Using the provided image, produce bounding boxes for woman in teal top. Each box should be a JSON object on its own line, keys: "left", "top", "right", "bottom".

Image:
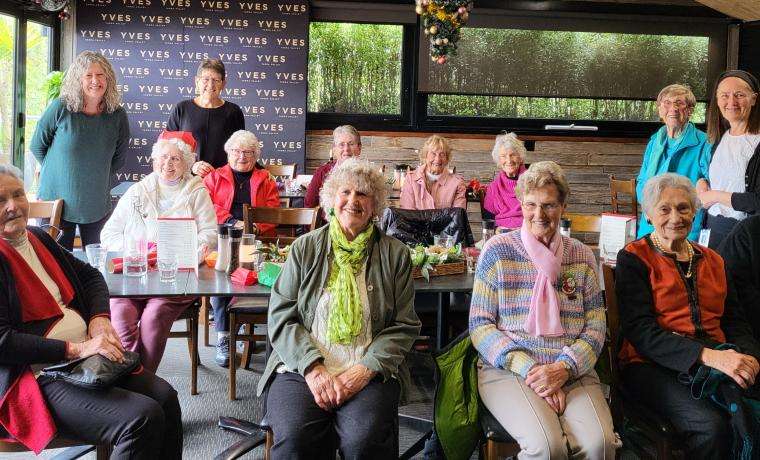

{"left": 636, "top": 84, "right": 712, "bottom": 240}
{"left": 30, "top": 51, "right": 129, "bottom": 250}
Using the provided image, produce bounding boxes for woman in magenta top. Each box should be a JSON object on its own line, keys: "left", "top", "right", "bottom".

{"left": 484, "top": 132, "right": 527, "bottom": 230}
{"left": 399, "top": 135, "right": 466, "bottom": 210}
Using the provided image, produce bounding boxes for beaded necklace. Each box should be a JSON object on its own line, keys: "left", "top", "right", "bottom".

{"left": 651, "top": 232, "right": 694, "bottom": 278}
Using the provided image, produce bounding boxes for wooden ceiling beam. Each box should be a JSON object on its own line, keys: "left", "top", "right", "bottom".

{"left": 695, "top": 0, "right": 760, "bottom": 21}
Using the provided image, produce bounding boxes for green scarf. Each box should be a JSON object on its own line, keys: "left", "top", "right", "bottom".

{"left": 326, "top": 216, "right": 374, "bottom": 344}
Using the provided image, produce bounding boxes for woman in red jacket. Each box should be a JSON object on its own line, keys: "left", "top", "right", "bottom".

{"left": 203, "top": 129, "right": 279, "bottom": 366}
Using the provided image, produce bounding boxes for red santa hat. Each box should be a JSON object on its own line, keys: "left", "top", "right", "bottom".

{"left": 158, "top": 130, "right": 197, "bottom": 153}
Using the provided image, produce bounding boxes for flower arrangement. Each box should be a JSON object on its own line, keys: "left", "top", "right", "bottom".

{"left": 409, "top": 243, "right": 463, "bottom": 280}
{"left": 466, "top": 178, "right": 485, "bottom": 200}
{"left": 415, "top": 0, "right": 474, "bottom": 64}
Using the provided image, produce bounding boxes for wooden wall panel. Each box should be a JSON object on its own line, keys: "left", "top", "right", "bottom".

{"left": 304, "top": 131, "right": 648, "bottom": 242}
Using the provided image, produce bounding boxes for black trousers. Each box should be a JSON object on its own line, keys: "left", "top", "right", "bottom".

{"left": 266, "top": 372, "right": 400, "bottom": 460}
{"left": 37, "top": 369, "right": 183, "bottom": 460}
{"left": 59, "top": 213, "right": 111, "bottom": 251}
{"left": 705, "top": 213, "right": 740, "bottom": 249}
{"left": 622, "top": 363, "right": 730, "bottom": 460}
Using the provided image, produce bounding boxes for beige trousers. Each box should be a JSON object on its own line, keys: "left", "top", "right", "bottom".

{"left": 478, "top": 360, "right": 619, "bottom": 460}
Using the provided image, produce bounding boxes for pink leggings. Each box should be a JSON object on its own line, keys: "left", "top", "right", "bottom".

{"left": 110, "top": 297, "right": 195, "bottom": 373}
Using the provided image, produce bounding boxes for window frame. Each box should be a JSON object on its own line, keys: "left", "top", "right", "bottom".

{"left": 307, "top": 2, "right": 736, "bottom": 139}
{"left": 0, "top": 3, "right": 58, "bottom": 170}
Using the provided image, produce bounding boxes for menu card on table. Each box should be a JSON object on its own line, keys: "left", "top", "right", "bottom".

{"left": 157, "top": 217, "right": 198, "bottom": 272}
{"left": 599, "top": 213, "right": 637, "bottom": 264}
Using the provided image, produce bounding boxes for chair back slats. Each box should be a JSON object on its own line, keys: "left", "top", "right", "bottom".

{"left": 562, "top": 212, "right": 601, "bottom": 233}
{"left": 601, "top": 263, "right": 621, "bottom": 387}
{"left": 28, "top": 199, "right": 64, "bottom": 239}
{"left": 242, "top": 205, "right": 320, "bottom": 241}
{"left": 609, "top": 174, "right": 637, "bottom": 215}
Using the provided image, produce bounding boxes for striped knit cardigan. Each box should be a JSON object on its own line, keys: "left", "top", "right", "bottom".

{"left": 469, "top": 230, "right": 606, "bottom": 379}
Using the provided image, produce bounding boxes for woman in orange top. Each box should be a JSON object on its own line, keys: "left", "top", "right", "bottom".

{"left": 616, "top": 173, "right": 760, "bottom": 459}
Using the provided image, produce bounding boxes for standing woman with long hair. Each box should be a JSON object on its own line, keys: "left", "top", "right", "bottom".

{"left": 30, "top": 51, "right": 129, "bottom": 251}
{"left": 697, "top": 70, "right": 760, "bottom": 247}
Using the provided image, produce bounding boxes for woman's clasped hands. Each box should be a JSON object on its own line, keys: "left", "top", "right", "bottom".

{"left": 66, "top": 316, "right": 126, "bottom": 363}
{"left": 304, "top": 361, "right": 375, "bottom": 411}
{"left": 526, "top": 362, "right": 571, "bottom": 415}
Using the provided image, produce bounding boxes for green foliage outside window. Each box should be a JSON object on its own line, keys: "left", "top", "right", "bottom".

{"left": 308, "top": 22, "right": 403, "bottom": 114}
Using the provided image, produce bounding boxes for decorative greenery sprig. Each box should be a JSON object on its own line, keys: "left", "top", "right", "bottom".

{"left": 409, "top": 243, "right": 463, "bottom": 281}
{"left": 415, "top": 0, "right": 473, "bottom": 64}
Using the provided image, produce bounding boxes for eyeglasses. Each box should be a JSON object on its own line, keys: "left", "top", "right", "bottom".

{"left": 521, "top": 201, "right": 561, "bottom": 213}
{"left": 198, "top": 76, "right": 222, "bottom": 86}
{"left": 660, "top": 99, "right": 689, "bottom": 109}
{"left": 158, "top": 154, "right": 183, "bottom": 163}
{"left": 230, "top": 148, "right": 256, "bottom": 157}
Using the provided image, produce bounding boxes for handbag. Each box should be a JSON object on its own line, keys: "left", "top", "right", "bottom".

{"left": 41, "top": 350, "right": 141, "bottom": 389}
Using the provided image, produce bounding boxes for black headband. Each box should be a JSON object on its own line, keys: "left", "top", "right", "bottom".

{"left": 717, "top": 70, "right": 760, "bottom": 93}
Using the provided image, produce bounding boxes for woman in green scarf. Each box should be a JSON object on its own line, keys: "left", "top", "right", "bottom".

{"left": 259, "top": 158, "right": 421, "bottom": 459}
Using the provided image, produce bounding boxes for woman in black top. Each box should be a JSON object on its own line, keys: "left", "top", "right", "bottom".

{"left": 166, "top": 59, "right": 245, "bottom": 177}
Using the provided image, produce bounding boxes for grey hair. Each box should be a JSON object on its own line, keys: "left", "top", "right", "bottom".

{"left": 515, "top": 161, "right": 570, "bottom": 204}
{"left": 196, "top": 58, "right": 226, "bottom": 80}
{"left": 491, "top": 132, "right": 527, "bottom": 165}
{"left": 656, "top": 84, "right": 697, "bottom": 109}
{"left": 0, "top": 164, "right": 23, "bottom": 181}
{"left": 224, "top": 130, "right": 261, "bottom": 160}
{"left": 60, "top": 51, "right": 122, "bottom": 114}
{"left": 642, "top": 173, "right": 700, "bottom": 216}
{"left": 333, "top": 125, "right": 361, "bottom": 145}
{"left": 319, "top": 158, "right": 388, "bottom": 219}
{"left": 151, "top": 139, "right": 195, "bottom": 177}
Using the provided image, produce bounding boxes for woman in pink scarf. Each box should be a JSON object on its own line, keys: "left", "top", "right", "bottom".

{"left": 483, "top": 132, "right": 527, "bottom": 230}
{"left": 469, "top": 161, "right": 617, "bottom": 459}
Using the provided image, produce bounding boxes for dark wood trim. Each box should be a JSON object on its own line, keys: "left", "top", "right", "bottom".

{"left": 306, "top": 129, "right": 649, "bottom": 143}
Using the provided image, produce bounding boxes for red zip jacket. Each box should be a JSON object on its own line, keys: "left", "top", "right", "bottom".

{"left": 203, "top": 165, "right": 280, "bottom": 236}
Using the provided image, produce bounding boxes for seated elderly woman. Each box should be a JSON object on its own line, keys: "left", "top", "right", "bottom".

{"left": 483, "top": 132, "right": 527, "bottom": 230}
{"left": 470, "top": 161, "right": 617, "bottom": 459}
{"left": 636, "top": 84, "right": 711, "bottom": 240}
{"left": 257, "top": 158, "right": 421, "bottom": 458}
{"left": 0, "top": 165, "right": 181, "bottom": 458}
{"left": 101, "top": 131, "right": 216, "bottom": 372}
{"left": 400, "top": 134, "right": 466, "bottom": 210}
{"left": 617, "top": 173, "right": 760, "bottom": 459}
{"left": 203, "top": 129, "right": 280, "bottom": 366}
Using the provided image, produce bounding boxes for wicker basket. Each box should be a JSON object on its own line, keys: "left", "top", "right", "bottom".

{"left": 412, "top": 261, "right": 466, "bottom": 279}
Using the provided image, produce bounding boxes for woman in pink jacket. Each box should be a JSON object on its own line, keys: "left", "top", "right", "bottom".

{"left": 400, "top": 135, "right": 467, "bottom": 210}
{"left": 483, "top": 132, "right": 527, "bottom": 230}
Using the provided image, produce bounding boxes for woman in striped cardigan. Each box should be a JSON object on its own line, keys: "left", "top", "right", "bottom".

{"left": 469, "top": 161, "right": 617, "bottom": 460}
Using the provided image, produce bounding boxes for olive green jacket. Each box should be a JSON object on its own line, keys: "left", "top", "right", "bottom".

{"left": 256, "top": 224, "right": 422, "bottom": 396}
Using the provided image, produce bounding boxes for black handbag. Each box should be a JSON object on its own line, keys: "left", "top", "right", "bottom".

{"left": 41, "top": 350, "right": 141, "bottom": 389}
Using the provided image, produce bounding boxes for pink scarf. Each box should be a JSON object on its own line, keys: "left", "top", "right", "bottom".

{"left": 521, "top": 221, "right": 565, "bottom": 337}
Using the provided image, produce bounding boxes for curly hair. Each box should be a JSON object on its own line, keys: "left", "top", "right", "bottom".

{"left": 515, "top": 161, "right": 570, "bottom": 204}
{"left": 319, "top": 158, "right": 388, "bottom": 219}
{"left": 60, "top": 51, "right": 121, "bottom": 114}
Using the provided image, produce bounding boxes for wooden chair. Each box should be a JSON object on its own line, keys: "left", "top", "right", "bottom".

{"left": 562, "top": 212, "right": 602, "bottom": 233}
{"left": 264, "top": 163, "right": 297, "bottom": 180}
{"left": 602, "top": 263, "right": 684, "bottom": 459}
{"left": 609, "top": 175, "right": 638, "bottom": 215}
{"left": 225, "top": 206, "right": 321, "bottom": 399}
{"left": 167, "top": 300, "right": 200, "bottom": 395}
{"left": 28, "top": 199, "right": 63, "bottom": 240}
{"left": 0, "top": 437, "right": 110, "bottom": 459}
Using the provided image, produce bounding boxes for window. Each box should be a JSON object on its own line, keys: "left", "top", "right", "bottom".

{"left": 0, "top": 14, "right": 16, "bottom": 165}
{"left": 24, "top": 21, "right": 53, "bottom": 189}
{"left": 423, "top": 28, "right": 710, "bottom": 124}
{"left": 308, "top": 22, "right": 404, "bottom": 115}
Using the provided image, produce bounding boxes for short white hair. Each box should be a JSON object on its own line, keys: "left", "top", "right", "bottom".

{"left": 0, "top": 164, "right": 23, "bottom": 181}
{"left": 151, "top": 139, "right": 195, "bottom": 176}
{"left": 333, "top": 125, "right": 361, "bottom": 145}
{"left": 642, "top": 173, "right": 700, "bottom": 216}
{"left": 319, "top": 158, "right": 387, "bottom": 219}
{"left": 491, "top": 132, "right": 527, "bottom": 165}
{"left": 224, "top": 130, "right": 261, "bottom": 160}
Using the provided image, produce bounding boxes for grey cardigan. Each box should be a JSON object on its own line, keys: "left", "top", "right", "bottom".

{"left": 257, "top": 224, "right": 422, "bottom": 396}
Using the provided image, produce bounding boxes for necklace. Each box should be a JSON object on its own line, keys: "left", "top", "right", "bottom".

{"left": 651, "top": 232, "right": 694, "bottom": 278}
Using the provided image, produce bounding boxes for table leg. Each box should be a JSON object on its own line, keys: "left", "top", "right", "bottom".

{"left": 436, "top": 292, "right": 450, "bottom": 350}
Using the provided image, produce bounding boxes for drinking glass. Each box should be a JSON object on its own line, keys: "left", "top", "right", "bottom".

{"left": 466, "top": 254, "right": 476, "bottom": 273}
{"left": 85, "top": 243, "right": 106, "bottom": 270}
{"left": 433, "top": 234, "right": 453, "bottom": 249}
{"left": 158, "top": 254, "right": 179, "bottom": 283}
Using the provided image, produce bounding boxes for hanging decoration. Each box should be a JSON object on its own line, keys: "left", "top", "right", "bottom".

{"left": 31, "top": 0, "right": 71, "bottom": 19}
{"left": 415, "top": 0, "right": 473, "bottom": 64}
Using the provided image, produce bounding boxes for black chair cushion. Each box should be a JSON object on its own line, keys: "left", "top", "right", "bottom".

{"left": 228, "top": 304, "right": 268, "bottom": 315}
{"left": 479, "top": 404, "right": 516, "bottom": 443}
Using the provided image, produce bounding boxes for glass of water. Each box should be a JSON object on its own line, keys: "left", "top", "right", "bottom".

{"left": 85, "top": 243, "right": 106, "bottom": 270}
{"left": 158, "top": 254, "right": 179, "bottom": 283}
{"left": 433, "top": 234, "right": 454, "bottom": 249}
